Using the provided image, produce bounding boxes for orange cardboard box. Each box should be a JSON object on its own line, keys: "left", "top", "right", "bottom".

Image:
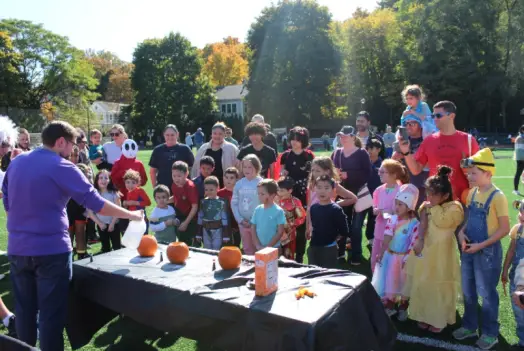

{"left": 255, "top": 247, "right": 279, "bottom": 296}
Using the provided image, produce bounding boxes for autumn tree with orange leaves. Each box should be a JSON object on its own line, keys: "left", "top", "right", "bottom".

{"left": 202, "top": 37, "right": 249, "bottom": 86}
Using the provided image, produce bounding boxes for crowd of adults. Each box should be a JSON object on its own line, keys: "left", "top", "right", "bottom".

{"left": 4, "top": 99, "right": 524, "bottom": 351}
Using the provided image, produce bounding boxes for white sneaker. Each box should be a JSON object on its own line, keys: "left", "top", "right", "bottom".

{"left": 514, "top": 190, "right": 521, "bottom": 196}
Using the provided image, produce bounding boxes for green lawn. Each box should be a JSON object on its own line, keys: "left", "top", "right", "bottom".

{"left": 0, "top": 149, "right": 521, "bottom": 350}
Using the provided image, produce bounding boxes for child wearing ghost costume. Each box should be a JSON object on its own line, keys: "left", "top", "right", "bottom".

{"left": 111, "top": 139, "right": 148, "bottom": 201}
{"left": 372, "top": 184, "right": 420, "bottom": 321}
{"left": 0, "top": 116, "right": 18, "bottom": 192}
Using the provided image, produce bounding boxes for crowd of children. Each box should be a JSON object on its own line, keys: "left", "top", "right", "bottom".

{"left": 56, "top": 84, "right": 524, "bottom": 350}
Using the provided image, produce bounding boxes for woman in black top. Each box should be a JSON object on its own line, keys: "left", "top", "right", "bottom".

{"left": 280, "top": 126, "right": 314, "bottom": 263}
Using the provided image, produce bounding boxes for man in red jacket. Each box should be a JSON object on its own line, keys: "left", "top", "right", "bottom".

{"left": 111, "top": 139, "right": 148, "bottom": 200}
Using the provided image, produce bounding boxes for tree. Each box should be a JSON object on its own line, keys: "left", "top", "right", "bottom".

{"left": 0, "top": 19, "right": 98, "bottom": 108}
{"left": 0, "top": 31, "right": 28, "bottom": 108}
{"left": 202, "top": 37, "right": 249, "bottom": 86}
{"left": 85, "top": 49, "right": 133, "bottom": 102}
{"left": 130, "top": 32, "right": 216, "bottom": 134}
{"left": 246, "top": 0, "right": 340, "bottom": 127}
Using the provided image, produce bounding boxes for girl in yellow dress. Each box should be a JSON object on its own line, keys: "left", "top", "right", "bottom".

{"left": 406, "top": 165, "right": 464, "bottom": 333}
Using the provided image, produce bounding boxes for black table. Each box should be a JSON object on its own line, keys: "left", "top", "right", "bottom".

{"left": 66, "top": 247, "right": 396, "bottom": 351}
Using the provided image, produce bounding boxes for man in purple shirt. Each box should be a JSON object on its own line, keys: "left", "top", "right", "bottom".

{"left": 2, "top": 121, "right": 142, "bottom": 351}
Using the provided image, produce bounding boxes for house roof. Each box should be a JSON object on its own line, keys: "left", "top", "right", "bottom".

{"left": 92, "top": 101, "right": 129, "bottom": 113}
{"left": 216, "top": 84, "right": 248, "bottom": 101}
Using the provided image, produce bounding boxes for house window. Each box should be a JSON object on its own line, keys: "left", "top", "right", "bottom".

{"left": 232, "top": 103, "right": 237, "bottom": 114}
{"left": 227, "top": 104, "right": 231, "bottom": 113}
{"left": 221, "top": 104, "right": 226, "bottom": 113}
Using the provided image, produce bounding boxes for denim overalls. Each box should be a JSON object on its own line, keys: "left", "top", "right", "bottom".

{"left": 509, "top": 224, "right": 524, "bottom": 345}
{"left": 461, "top": 188, "right": 503, "bottom": 338}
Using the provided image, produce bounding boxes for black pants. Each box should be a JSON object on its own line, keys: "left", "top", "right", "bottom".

{"left": 364, "top": 207, "right": 376, "bottom": 242}
{"left": 295, "top": 223, "right": 307, "bottom": 263}
{"left": 229, "top": 229, "right": 241, "bottom": 248}
{"left": 307, "top": 245, "right": 337, "bottom": 269}
{"left": 340, "top": 204, "right": 365, "bottom": 261}
{"left": 97, "top": 225, "right": 121, "bottom": 253}
{"left": 515, "top": 161, "right": 524, "bottom": 191}
{"left": 86, "top": 219, "right": 97, "bottom": 242}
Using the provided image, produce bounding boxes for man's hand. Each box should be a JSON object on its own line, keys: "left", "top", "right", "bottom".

{"left": 398, "top": 137, "right": 410, "bottom": 154}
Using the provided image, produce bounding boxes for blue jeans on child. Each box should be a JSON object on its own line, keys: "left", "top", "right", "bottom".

{"left": 461, "top": 189, "right": 502, "bottom": 338}
{"left": 9, "top": 252, "right": 73, "bottom": 351}
{"left": 510, "top": 281, "right": 524, "bottom": 345}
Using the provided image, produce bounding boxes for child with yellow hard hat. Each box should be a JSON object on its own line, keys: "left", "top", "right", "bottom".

{"left": 452, "top": 148, "right": 510, "bottom": 349}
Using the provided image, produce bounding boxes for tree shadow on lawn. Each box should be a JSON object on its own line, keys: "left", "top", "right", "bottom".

{"left": 93, "top": 316, "right": 183, "bottom": 350}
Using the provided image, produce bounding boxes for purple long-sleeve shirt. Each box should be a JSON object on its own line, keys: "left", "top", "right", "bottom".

{"left": 2, "top": 148, "right": 106, "bottom": 256}
{"left": 331, "top": 148, "right": 372, "bottom": 194}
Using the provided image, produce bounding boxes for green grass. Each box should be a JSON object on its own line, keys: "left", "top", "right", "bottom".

{"left": 0, "top": 149, "right": 521, "bottom": 350}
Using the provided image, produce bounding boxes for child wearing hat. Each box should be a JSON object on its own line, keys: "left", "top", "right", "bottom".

{"left": 371, "top": 184, "right": 420, "bottom": 321}
{"left": 454, "top": 148, "right": 510, "bottom": 350}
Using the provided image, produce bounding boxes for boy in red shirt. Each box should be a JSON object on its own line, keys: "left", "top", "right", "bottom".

{"left": 122, "top": 169, "right": 151, "bottom": 233}
{"left": 218, "top": 167, "right": 240, "bottom": 247}
{"left": 170, "top": 161, "right": 199, "bottom": 246}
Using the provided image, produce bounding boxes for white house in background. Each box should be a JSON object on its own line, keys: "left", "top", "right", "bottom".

{"left": 90, "top": 101, "right": 129, "bottom": 128}
{"left": 216, "top": 84, "right": 248, "bottom": 118}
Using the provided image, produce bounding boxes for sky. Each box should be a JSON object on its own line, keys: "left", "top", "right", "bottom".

{"left": 1, "top": 0, "right": 377, "bottom": 62}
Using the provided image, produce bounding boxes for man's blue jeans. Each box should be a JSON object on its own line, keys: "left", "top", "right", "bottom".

{"left": 9, "top": 252, "right": 73, "bottom": 351}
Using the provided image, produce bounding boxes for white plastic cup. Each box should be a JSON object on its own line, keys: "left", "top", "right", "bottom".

{"left": 122, "top": 219, "right": 147, "bottom": 249}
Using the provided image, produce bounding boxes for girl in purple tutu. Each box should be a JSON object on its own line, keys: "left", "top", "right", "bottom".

{"left": 372, "top": 184, "right": 420, "bottom": 321}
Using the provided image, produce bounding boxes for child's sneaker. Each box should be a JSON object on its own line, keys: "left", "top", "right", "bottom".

{"left": 397, "top": 309, "right": 408, "bottom": 322}
{"left": 514, "top": 190, "right": 522, "bottom": 196}
{"left": 476, "top": 335, "right": 498, "bottom": 350}
{"left": 452, "top": 327, "right": 478, "bottom": 340}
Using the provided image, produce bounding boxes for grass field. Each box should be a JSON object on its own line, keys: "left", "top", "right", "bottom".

{"left": 0, "top": 149, "right": 521, "bottom": 350}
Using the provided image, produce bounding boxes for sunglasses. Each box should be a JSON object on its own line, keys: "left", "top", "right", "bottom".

{"left": 405, "top": 122, "right": 419, "bottom": 127}
{"left": 431, "top": 112, "right": 451, "bottom": 119}
{"left": 110, "top": 132, "right": 121, "bottom": 137}
{"left": 460, "top": 158, "right": 494, "bottom": 169}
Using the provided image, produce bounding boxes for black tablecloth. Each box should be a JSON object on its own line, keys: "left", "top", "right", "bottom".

{"left": 0, "top": 334, "right": 39, "bottom": 351}
{"left": 66, "top": 247, "right": 396, "bottom": 351}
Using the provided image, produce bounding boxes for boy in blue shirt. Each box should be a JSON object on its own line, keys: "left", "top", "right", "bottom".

{"left": 193, "top": 156, "right": 215, "bottom": 200}
{"left": 251, "top": 179, "right": 286, "bottom": 252}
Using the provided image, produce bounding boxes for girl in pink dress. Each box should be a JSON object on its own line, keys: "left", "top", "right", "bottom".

{"left": 371, "top": 159, "right": 410, "bottom": 271}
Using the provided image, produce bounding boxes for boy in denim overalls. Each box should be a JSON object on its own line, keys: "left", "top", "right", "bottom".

{"left": 454, "top": 148, "right": 510, "bottom": 350}
{"left": 502, "top": 200, "right": 524, "bottom": 347}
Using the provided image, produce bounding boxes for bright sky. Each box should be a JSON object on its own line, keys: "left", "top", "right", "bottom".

{"left": 1, "top": 0, "right": 376, "bottom": 62}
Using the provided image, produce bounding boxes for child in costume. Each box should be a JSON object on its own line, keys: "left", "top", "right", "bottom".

{"left": 453, "top": 148, "right": 509, "bottom": 350}
{"left": 400, "top": 84, "right": 437, "bottom": 139}
{"left": 111, "top": 139, "right": 148, "bottom": 200}
{"left": 502, "top": 200, "right": 524, "bottom": 348}
{"left": 372, "top": 184, "right": 420, "bottom": 322}
{"left": 277, "top": 176, "right": 306, "bottom": 260}
{"left": 407, "top": 166, "right": 464, "bottom": 333}
{"left": 196, "top": 176, "right": 229, "bottom": 250}
{"left": 371, "top": 159, "right": 408, "bottom": 271}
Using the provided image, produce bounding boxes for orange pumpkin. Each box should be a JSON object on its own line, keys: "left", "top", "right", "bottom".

{"left": 167, "top": 242, "right": 189, "bottom": 264}
{"left": 218, "top": 246, "right": 242, "bottom": 270}
{"left": 137, "top": 235, "right": 158, "bottom": 257}
{"left": 461, "top": 188, "right": 470, "bottom": 205}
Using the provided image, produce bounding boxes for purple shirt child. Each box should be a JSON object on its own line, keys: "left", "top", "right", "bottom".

{"left": 3, "top": 148, "right": 106, "bottom": 256}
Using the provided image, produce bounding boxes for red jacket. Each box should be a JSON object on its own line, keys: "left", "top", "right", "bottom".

{"left": 111, "top": 156, "right": 148, "bottom": 199}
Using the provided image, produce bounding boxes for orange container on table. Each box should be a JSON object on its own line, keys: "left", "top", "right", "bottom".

{"left": 255, "top": 247, "right": 279, "bottom": 296}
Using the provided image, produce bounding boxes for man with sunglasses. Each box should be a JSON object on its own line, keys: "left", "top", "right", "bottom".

{"left": 399, "top": 101, "right": 479, "bottom": 201}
